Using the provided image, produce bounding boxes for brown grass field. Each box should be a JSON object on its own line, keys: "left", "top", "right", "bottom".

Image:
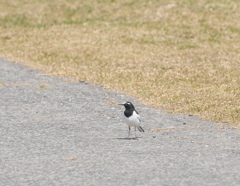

{"left": 0, "top": 0, "right": 240, "bottom": 127}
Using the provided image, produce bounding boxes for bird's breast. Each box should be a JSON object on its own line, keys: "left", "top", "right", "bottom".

{"left": 123, "top": 111, "right": 140, "bottom": 126}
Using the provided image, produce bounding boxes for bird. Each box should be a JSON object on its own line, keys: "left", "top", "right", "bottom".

{"left": 119, "top": 101, "right": 144, "bottom": 139}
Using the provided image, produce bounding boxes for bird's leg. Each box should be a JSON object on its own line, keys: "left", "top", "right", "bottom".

{"left": 134, "top": 126, "right": 137, "bottom": 138}
{"left": 128, "top": 126, "right": 131, "bottom": 139}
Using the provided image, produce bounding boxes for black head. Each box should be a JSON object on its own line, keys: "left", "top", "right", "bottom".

{"left": 119, "top": 101, "right": 135, "bottom": 110}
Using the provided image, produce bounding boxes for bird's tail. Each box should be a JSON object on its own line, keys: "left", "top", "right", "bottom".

{"left": 137, "top": 126, "right": 144, "bottom": 132}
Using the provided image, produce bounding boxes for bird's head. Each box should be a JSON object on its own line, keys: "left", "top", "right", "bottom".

{"left": 118, "top": 101, "right": 135, "bottom": 110}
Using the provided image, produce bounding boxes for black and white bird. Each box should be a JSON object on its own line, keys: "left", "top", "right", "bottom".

{"left": 119, "top": 101, "right": 144, "bottom": 139}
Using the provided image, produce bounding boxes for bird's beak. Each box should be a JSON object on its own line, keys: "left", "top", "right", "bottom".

{"left": 118, "top": 103, "right": 124, "bottom": 106}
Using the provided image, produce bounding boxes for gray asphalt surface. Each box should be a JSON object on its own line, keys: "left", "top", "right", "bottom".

{"left": 0, "top": 57, "right": 240, "bottom": 186}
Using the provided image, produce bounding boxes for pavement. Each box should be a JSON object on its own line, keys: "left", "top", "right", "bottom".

{"left": 0, "top": 57, "right": 239, "bottom": 186}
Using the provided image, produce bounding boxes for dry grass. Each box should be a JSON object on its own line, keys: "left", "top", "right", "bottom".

{"left": 0, "top": 0, "right": 240, "bottom": 126}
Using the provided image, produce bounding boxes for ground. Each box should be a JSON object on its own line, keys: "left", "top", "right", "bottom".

{"left": 1, "top": 58, "right": 239, "bottom": 185}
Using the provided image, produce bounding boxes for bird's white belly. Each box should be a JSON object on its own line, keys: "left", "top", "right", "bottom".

{"left": 123, "top": 112, "right": 140, "bottom": 126}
